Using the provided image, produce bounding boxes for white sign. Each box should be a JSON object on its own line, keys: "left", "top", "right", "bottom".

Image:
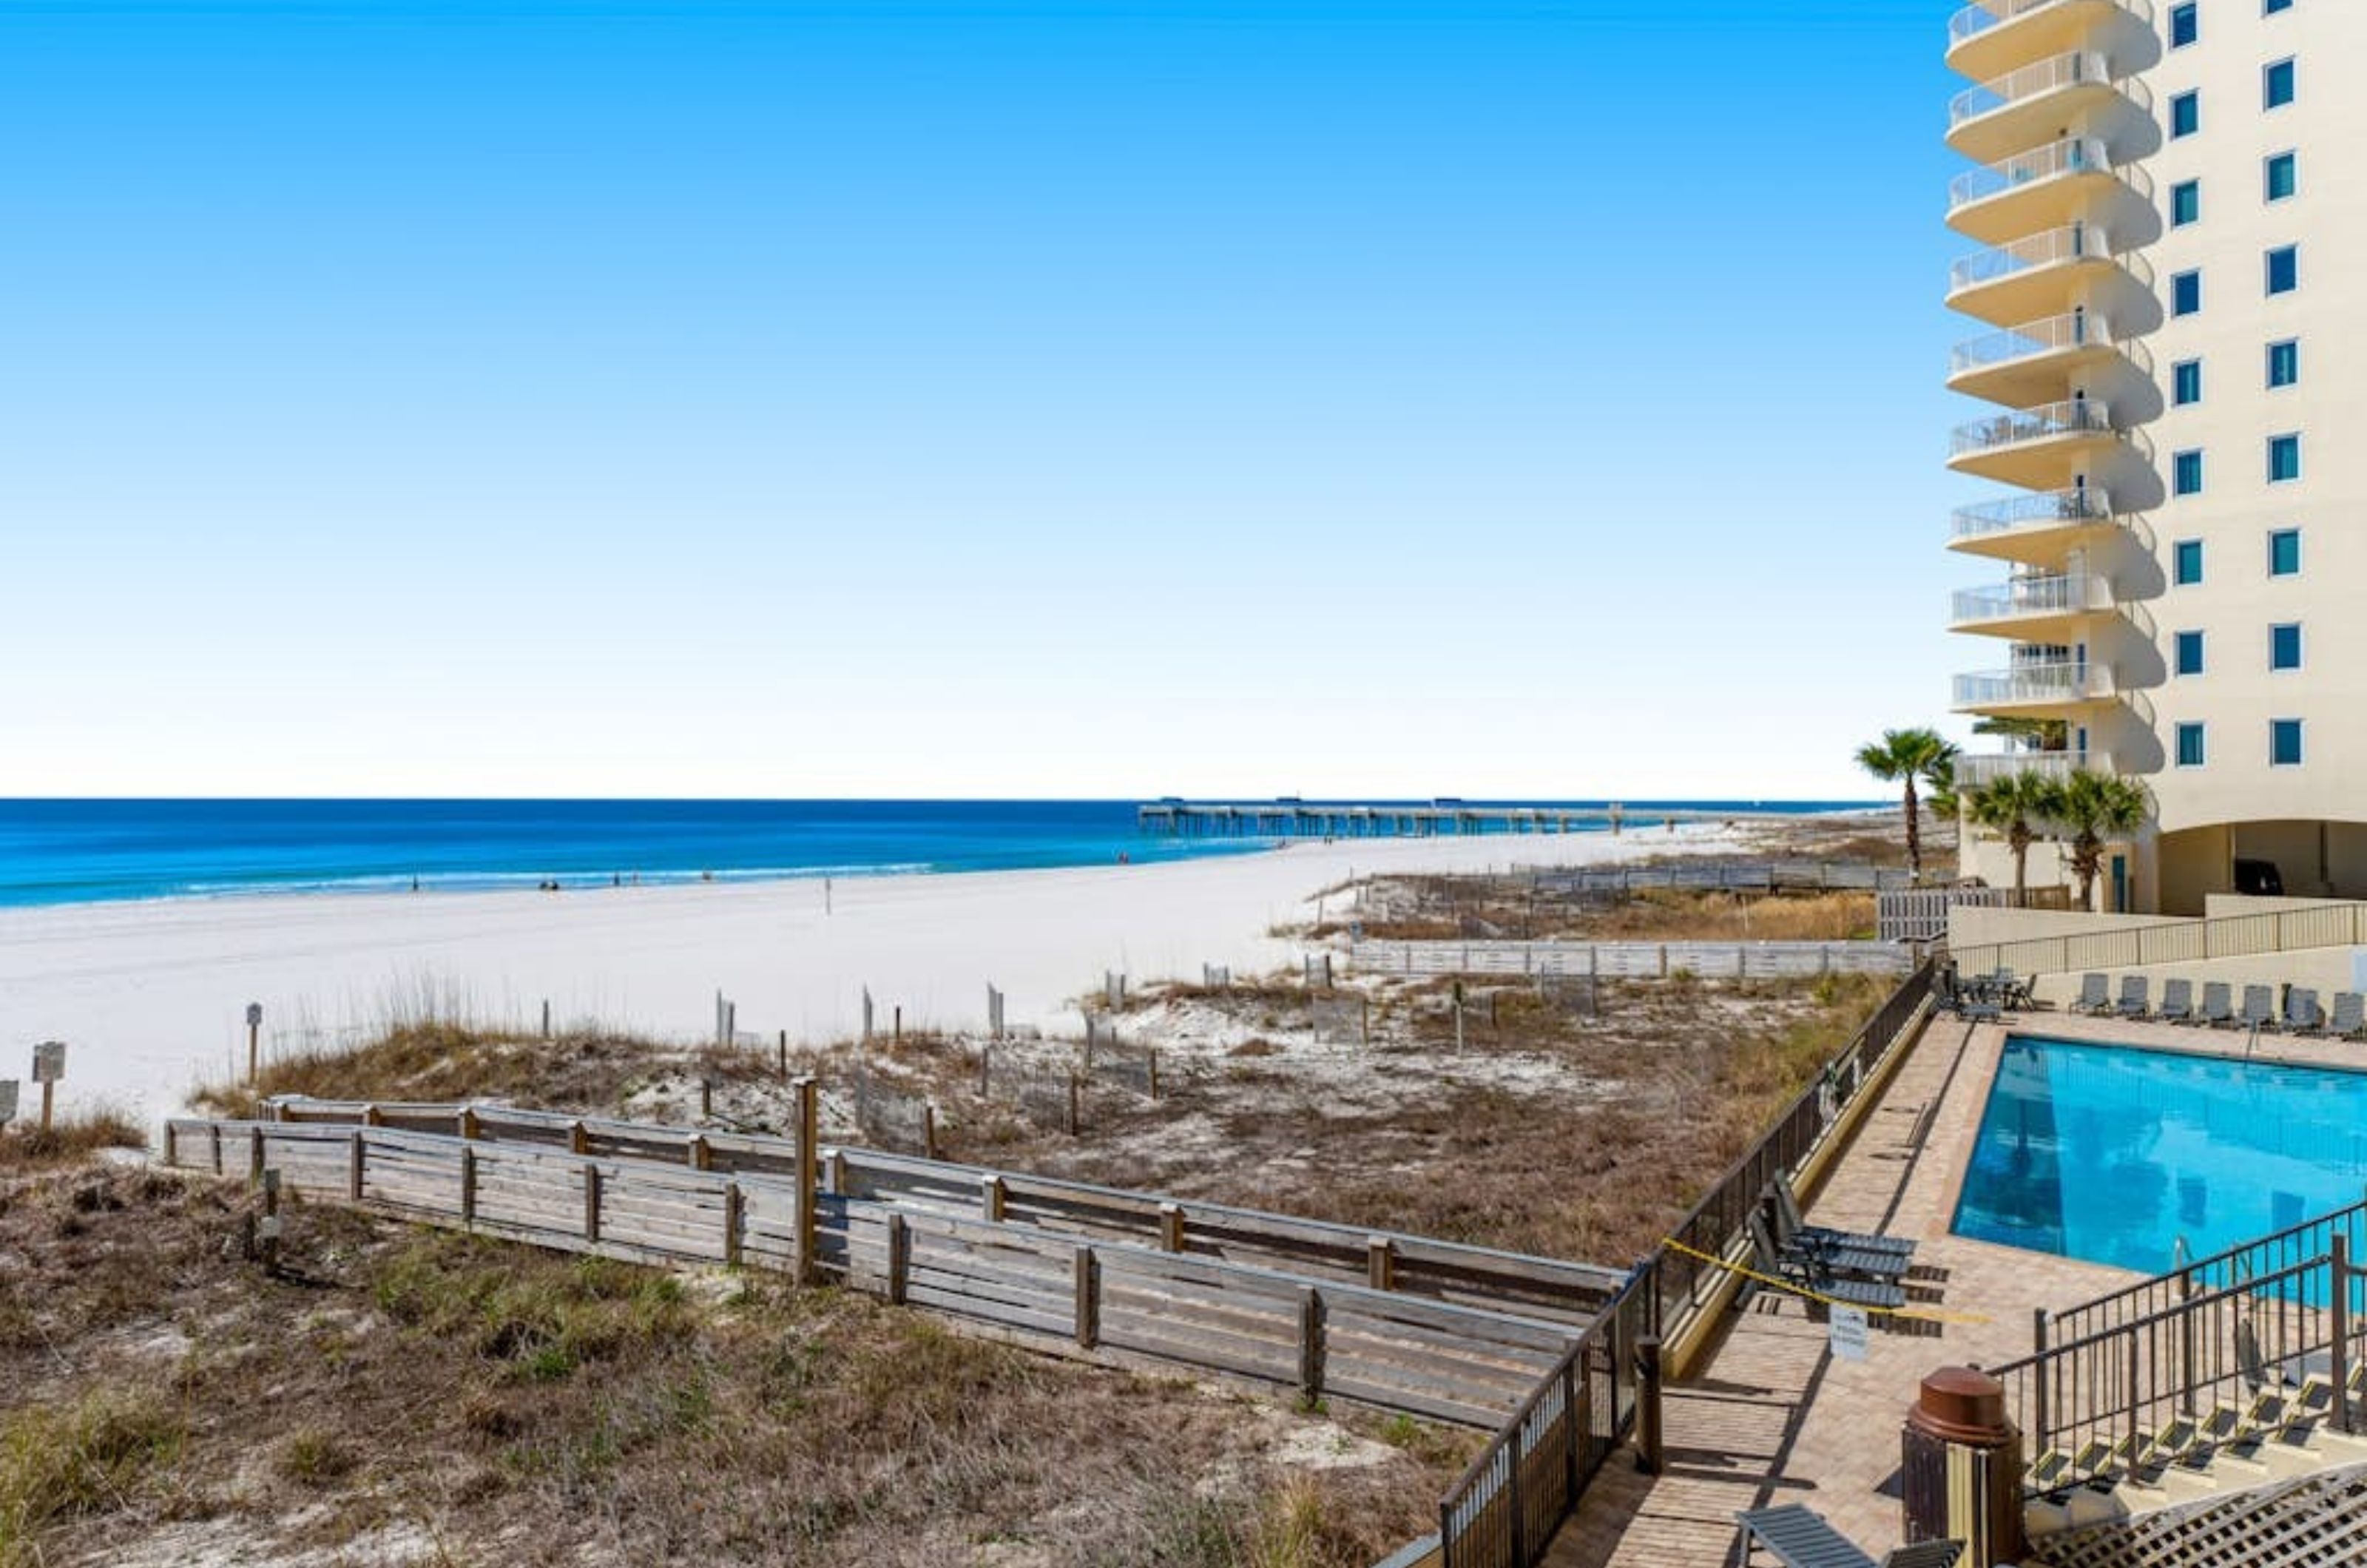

{"left": 1829, "top": 1305, "right": 1870, "bottom": 1363}
{"left": 246, "top": 1003, "right": 264, "bottom": 1028}
{"left": 0, "top": 1081, "right": 16, "bottom": 1126}
{"left": 31, "top": 1042, "right": 65, "bottom": 1084}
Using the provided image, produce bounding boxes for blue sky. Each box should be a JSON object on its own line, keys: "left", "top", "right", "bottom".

{"left": 0, "top": 0, "right": 1977, "bottom": 800}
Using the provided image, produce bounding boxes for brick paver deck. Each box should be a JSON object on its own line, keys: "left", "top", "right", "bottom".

{"left": 1542, "top": 1007, "right": 2306, "bottom": 1566}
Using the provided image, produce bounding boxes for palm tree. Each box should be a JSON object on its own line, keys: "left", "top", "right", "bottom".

{"left": 1855, "top": 728, "right": 1959, "bottom": 882}
{"left": 1967, "top": 771, "right": 2062, "bottom": 896}
{"left": 1923, "top": 751, "right": 1960, "bottom": 823}
{"left": 2050, "top": 769, "right": 2152, "bottom": 910}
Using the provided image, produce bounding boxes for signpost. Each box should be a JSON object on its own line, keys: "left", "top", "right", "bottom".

{"left": 1829, "top": 1305, "right": 1869, "bottom": 1364}
{"left": 246, "top": 1002, "right": 264, "bottom": 1087}
{"left": 32, "top": 1041, "right": 65, "bottom": 1132}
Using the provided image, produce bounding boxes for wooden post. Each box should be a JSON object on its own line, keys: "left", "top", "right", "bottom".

{"left": 459, "top": 1106, "right": 479, "bottom": 1141}
{"left": 1066, "top": 1072, "right": 1081, "bottom": 1136}
{"left": 584, "top": 1161, "right": 602, "bottom": 1244}
{"left": 1074, "top": 1245, "right": 1101, "bottom": 1349}
{"left": 893, "top": 1005, "right": 902, "bottom": 1044}
{"left": 211, "top": 1123, "right": 223, "bottom": 1175}
{"left": 541, "top": 998, "right": 551, "bottom": 1040}
{"left": 723, "top": 1181, "right": 744, "bottom": 1268}
{"left": 688, "top": 1133, "right": 712, "bottom": 1172}
{"left": 777, "top": 1030, "right": 788, "bottom": 1078}
{"left": 1636, "top": 1338, "right": 1664, "bottom": 1475}
{"left": 460, "top": 1145, "right": 478, "bottom": 1226}
{"left": 39, "top": 1078, "right": 54, "bottom": 1134}
{"left": 1158, "top": 1202, "right": 1185, "bottom": 1254}
{"left": 793, "top": 1076, "right": 819, "bottom": 1285}
{"left": 825, "top": 1147, "right": 848, "bottom": 1195}
{"left": 923, "top": 1104, "right": 939, "bottom": 1161}
{"left": 1147, "top": 1050, "right": 1160, "bottom": 1101}
{"left": 249, "top": 1127, "right": 266, "bottom": 1184}
{"left": 1298, "top": 1288, "right": 1326, "bottom": 1403}
{"left": 1367, "top": 1236, "right": 1397, "bottom": 1291}
{"left": 364, "top": 1103, "right": 384, "bottom": 1128}
{"left": 246, "top": 1010, "right": 260, "bottom": 1088}
{"left": 981, "top": 1175, "right": 1007, "bottom": 1223}
{"left": 888, "top": 1213, "right": 911, "bottom": 1305}
{"left": 260, "top": 1169, "right": 283, "bottom": 1274}
{"left": 348, "top": 1130, "right": 365, "bottom": 1201}
{"left": 162, "top": 1121, "right": 178, "bottom": 1166}
{"left": 979, "top": 1044, "right": 991, "bottom": 1098}
{"left": 570, "top": 1119, "right": 589, "bottom": 1155}
{"left": 700, "top": 1078, "right": 713, "bottom": 1121}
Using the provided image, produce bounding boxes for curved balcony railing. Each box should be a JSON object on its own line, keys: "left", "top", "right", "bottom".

{"left": 1949, "top": 0, "right": 2154, "bottom": 50}
{"left": 1951, "top": 311, "right": 2117, "bottom": 375}
{"left": 1951, "top": 52, "right": 2115, "bottom": 129}
{"left": 1956, "top": 751, "right": 2095, "bottom": 788}
{"left": 1950, "top": 223, "right": 2133, "bottom": 295}
{"left": 1950, "top": 137, "right": 2140, "bottom": 212}
{"left": 1952, "top": 572, "right": 2113, "bottom": 624}
{"left": 1950, "top": 487, "right": 2115, "bottom": 541}
{"left": 1950, "top": 399, "right": 2112, "bottom": 459}
{"left": 1954, "top": 661, "right": 2116, "bottom": 709}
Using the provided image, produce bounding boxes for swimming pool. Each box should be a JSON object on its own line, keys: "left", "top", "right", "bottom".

{"left": 1953, "top": 1036, "right": 2367, "bottom": 1274}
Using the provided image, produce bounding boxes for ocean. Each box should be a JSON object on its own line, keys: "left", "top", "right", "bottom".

{"left": 0, "top": 799, "right": 1880, "bottom": 910}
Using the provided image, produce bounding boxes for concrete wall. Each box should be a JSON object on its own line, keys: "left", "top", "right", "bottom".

{"left": 2022, "top": 945, "right": 2367, "bottom": 1010}
{"left": 1948, "top": 904, "right": 2186, "bottom": 949}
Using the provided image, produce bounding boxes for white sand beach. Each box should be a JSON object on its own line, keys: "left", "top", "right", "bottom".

{"left": 0, "top": 828, "right": 1751, "bottom": 1123}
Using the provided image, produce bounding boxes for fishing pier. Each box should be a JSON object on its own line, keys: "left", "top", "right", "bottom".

{"left": 1135, "top": 800, "right": 1826, "bottom": 839}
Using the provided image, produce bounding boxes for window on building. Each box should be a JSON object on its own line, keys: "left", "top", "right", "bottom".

{"left": 2171, "top": 91, "right": 2201, "bottom": 138}
{"left": 2170, "top": 2, "right": 2199, "bottom": 44}
{"left": 2173, "top": 359, "right": 2204, "bottom": 405}
{"left": 2267, "top": 245, "right": 2300, "bottom": 294}
{"left": 2266, "top": 59, "right": 2295, "bottom": 109}
{"left": 2176, "top": 723, "right": 2207, "bottom": 768}
{"left": 2175, "top": 539, "right": 2205, "bottom": 585}
{"left": 2266, "top": 152, "right": 2297, "bottom": 200}
{"left": 2172, "top": 270, "right": 2203, "bottom": 316}
{"left": 2269, "top": 433, "right": 2302, "bottom": 482}
{"left": 2272, "top": 719, "right": 2304, "bottom": 766}
{"left": 2269, "top": 528, "right": 2301, "bottom": 576}
{"left": 2271, "top": 624, "right": 2303, "bottom": 670}
{"left": 2173, "top": 450, "right": 2206, "bottom": 495}
{"left": 2268, "top": 339, "right": 2300, "bottom": 388}
{"left": 2172, "top": 180, "right": 2201, "bottom": 226}
{"left": 2175, "top": 630, "right": 2206, "bottom": 675}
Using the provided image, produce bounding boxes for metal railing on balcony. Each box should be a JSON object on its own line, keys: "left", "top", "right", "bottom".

{"left": 1949, "top": 398, "right": 2113, "bottom": 458}
{"left": 1950, "top": 223, "right": 2121, "bottom": 295}
{"left": 1950, "top": 311, "right": 2117, "bottom": 376}
{"left": 1950, "top": 487, "right": 2114, "bottom": 541}
{"left": 1948, "top": 0, "right": 2154, "bottom": 50}
{"left": 1954, "top": 660, "right": 2115, "bottom": 708}
{"left": 1954, "top": 751, "right": 2093, "bottom": 788}
{"left": 1950, "top": 136, "right": 2140, "bottom": 212}
{"left": 1951, "top": 572, "right": 2112, "bottom": 624}
{"left": 1950, "top": 51, "right": 2114, "bottom": 129}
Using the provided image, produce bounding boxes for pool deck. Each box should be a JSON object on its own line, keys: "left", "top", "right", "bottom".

{"left": 1545, "top": 1006, "right": 2360, "bottom": 1567}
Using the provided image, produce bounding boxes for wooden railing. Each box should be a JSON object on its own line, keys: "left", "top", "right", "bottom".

{"left": 163, "top": 1112, "right": 1587, "bottom": 1430}
{"left": 1655, "top": 958, "right": 1941, "bottom": 1345}
{"left": 1348, "top": 940, "right": 1913, "bottom": 981}
{"left": 255, "top": 1097, "right": 1628, "bottom": 1326}
{"left": 1952, "top": 901, "right": 2367, "bottom": 979}
{"left": 1988, "top": 1241, "right": 2363, "bottom": 1496}
{"left": 1435, "top": 1264, "right": 1656, "bottom": 1568}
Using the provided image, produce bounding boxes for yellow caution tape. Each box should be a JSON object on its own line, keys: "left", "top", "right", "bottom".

{"left": 1661, "top": 1236, "right": 1993, "bottom": 1328}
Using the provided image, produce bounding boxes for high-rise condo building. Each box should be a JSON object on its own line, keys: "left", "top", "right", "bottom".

{"left": 1944, "top": 0, "right": 2363, "bottom": 914}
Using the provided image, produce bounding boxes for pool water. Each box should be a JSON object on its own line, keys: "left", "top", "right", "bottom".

{"left": 1953, "top": 1037, "right": 2367, "bottom": 1274}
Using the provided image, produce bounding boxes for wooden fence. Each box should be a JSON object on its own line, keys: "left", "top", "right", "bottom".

{"left": 237, "top": 1097, "right": 1629, "bottom": 1326}
{"left": 1348, "top": 940, "right": 1913, "bottom": 981}
{"left": 1951, "top": 899, "right": 2367, "bottom": 979}
{"left": 163, "top": 1111, "right": 1594, "bottom": 1430}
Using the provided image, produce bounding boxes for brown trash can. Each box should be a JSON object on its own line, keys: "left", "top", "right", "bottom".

{"left": 1900, "top": 1365, "right": 2024, "bottom": 1567}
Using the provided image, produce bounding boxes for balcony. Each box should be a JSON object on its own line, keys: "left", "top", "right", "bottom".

{"left": 1948, "top": 311, "right": 2124, "bottom": 405}
{"left": 1948, "top": 0, "right": 2153, "bottom": 84}
{"left": 1948, "top": 399, "right": 2119, "bottom": 487}
{"left": 1949, "top": 487, "right": 2118, "bottom": 562}
{"left": 1955, "top": 751, "right": 2096, "bottom": 788}
{"left": 1950, "top": 572, "right": 2113, "bottom": 639}
{"left": 1954, "top": 660, "right": 2117, "bottom": 714}
{"left": 1948, "top": 138, "right": 2147, "bottom": 246}
{"left": 1948, "top": 223, "right": 2144, "bottom": 328}
{"left": 1948, "top": 53, "right": 2142, "bottom": 166}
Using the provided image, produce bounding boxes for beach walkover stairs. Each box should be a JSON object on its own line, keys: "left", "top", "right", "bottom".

{"left": 1976, "top": 1189, "right": 2367, "bottom": 1567}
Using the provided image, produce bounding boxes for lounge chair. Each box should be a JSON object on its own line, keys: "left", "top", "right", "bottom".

{"left": 2331, "top": 992, "right": 2367, "bottom": 1041}
{"left": 2241, "top": 984, "right": 2280, "bottom": 1032}
{"left": 2158, "top": 978, "right": 2195, "bottom": 1024}
{"left": 2073, "top": 973, "right": 2110, "bottom": 1015}
{"left": 1735, "top": 1504, "right": 1962, "bottom": 1568}
{"left": 1771, "top": 1175, "right": 1917, "bottom": 1263}
{"left": 2285, "top": 987, "right": 2326, "bottom": 1034}
{"left": 2116, "top": 975, "right": 2151, "bottom": 1019}
{"left": 1746, "top": 1213, "right": 1907, "bottom": 1312}
{"left": 2200, "top": 981, "right": 2236, "bottom": 1028}
{"left": 1761, "top": 1189, "right": 1913, "bottom": 1283}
